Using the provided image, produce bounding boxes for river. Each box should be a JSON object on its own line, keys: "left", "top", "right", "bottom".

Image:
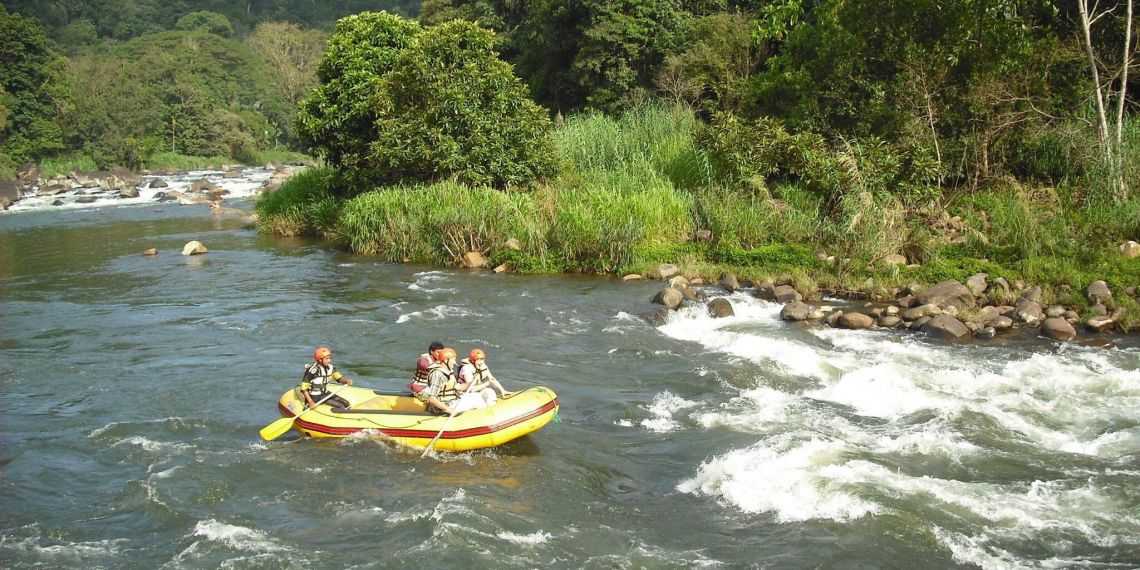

{"left": 1, "top": 178, "right": 1139, "bottom": 569}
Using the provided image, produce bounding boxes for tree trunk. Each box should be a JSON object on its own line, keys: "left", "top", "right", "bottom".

{"left": 1078, "top": 0, "right": 1111, "bottom": 146}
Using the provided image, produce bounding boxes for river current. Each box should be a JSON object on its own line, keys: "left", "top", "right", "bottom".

{"left": 1, "top": 178, "right": 1138, "bottom": 569}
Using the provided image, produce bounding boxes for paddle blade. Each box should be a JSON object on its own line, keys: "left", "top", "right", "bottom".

{"left": 259, "top": 416, "right": 296, "bottom": 441}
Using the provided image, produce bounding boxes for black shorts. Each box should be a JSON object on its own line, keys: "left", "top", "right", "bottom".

{"left": 308, "top": 394, "right": 350, "bottom": 409}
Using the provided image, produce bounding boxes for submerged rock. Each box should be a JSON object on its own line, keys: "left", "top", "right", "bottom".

{"left": 708, "top": 298, "right": 734, "bottom": 318}
{"left": 838, "top": 312, "right": 874, "bottom": 329}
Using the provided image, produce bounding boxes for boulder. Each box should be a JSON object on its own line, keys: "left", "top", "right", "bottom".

{"left": 0, "top": 197, "right": 10, "bottom": 210}
{"left": 148, "top": 178, "right": 169, "bottom": 189}
{"left": 781, "top": 301, "right": 813, "bottom": 321}
{"left": 690, "top": 278, "right": 705, "bottom": 286}
{"left": 647, "top": 263, "right": 679, "bottom": 280}
{"left": 1120, "top": 240, "right": 1140, "bottom": 258}
{"left": 895, "top": 295, "right": 916, "bottom": 308}
{"left": 878, "top": 315, "right": 901, "bottom": 328}
{"left": 922, "top": 315, "right": 971, "bottom": 340}
{"left": 885, "top": 305, "right": 900, "bottom": 316}
{"left": 914, "top": 280, "right": 976, "bottom": 310}
{"left": 622, "top": 274, "right": 643, "bottom": 281}
{"left": 461, "top": 251, "right": 488, "bottom": 268}
{"left": 189, "top": 179, "right": 215, "bottom": 193}
{"left": 652, "top": 287, "right": 684, "bottom": 310}
{"left": 1014, "top": 299, "right": 1044, "bottom": 325}
{"left": 825, "top": 310, "right": 843, "bottom": 327}
{"left": 51, "top": 199, "right": 64, "bottom": 206}
{"left": 991, "top": 316, "right": 1014, "bottom": 330}
{"left": 181, "top": 240, "right": 208, "bottom": 256}
{"left": 965, "top": 305, "right": 1000, "bottom": 326}
{"left": 0, "top": 180, "right": 20, "bottom": 203}
{"left": 493, "top": 263, "right": 510, "bottom": 273}
{"left": 143, "top": 248, "right": 158, "bottom": 256}
{"left": 40, "top": 183, "right": 70, "bottom": 196}
{"left": 838, "top": 312, "right": 875, "bottom": 329}
{"left": 1126, "top": 286, "right": 1137, "bottom": 297}
{"left": 1086, "top": 315, "right": 1115, "bottom": 333}
{"left": 1045, "top": 305, "right": 1066, "bottom": 318}
{"left": 1064, "top": 310, "right": 1079, "bottom": 321}
{"left": 1087, "top": 280, "right": 1112, "bottom": 305}
{"left": 679, "top": 286, "right": 703, "bottom": 302}
{"left": 902, "top": 303, "right": 940, "bottom": 321}
{"left": 75, "top": 196, "right": 97, "bottom": 203}
{"left": 642, "top": 306, "right": 670, "bottom": 326}
{"left": 882, "top": 254, "right": 908, "bottom": 266}
{"left": 668, "top": 276, "right": 690, "bottom": 289}
{"left": 718, "top": 272, "right": 740, "bottom": 293}
{"left": 1041, "top": 318, "right": 1077, "bottom": 341}
{"left": 708, "top": 298, "right": 735, "bottom": 318}
{"left": 1089, "top": 303, "right": 1107, "bottom": 317}
{"left": 773, "top": 285, "right": 802, "bottom": 304}
{"left": 505, "top": 238, "right": 522, "bottom": 251}
{"left": 1021, "top": 286, "right": 1043, "bottom": 303}
{"left": 966, "top": 273, "right": 988, "bottom": 297}
{"left": 753, "top": 280, "right": 776, "bottom": 300}
{"left": 118, "top": 186, "right": 140, "bottom": 199}
{"left": 976, "top": 327, "right": 997, "bottom": 339}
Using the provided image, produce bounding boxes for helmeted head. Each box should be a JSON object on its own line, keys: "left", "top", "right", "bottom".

{"left": 313, "top": 346, "right": 332, "bottom": 362}
{"left": 468, "top": 349, "right": 486, "bottom": 363}
{"left": 442, "top": 347, "right": 457, "bottom": 364}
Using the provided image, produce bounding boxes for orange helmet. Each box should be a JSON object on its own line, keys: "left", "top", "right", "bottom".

{"left": 436, "top": 347, "right": 457, "bottom": 362}
{"left": 314, "top": 346, "right": 332, "bottom": 360}
{"left": 468, "top": 349, "right": 486, "bottom": 362}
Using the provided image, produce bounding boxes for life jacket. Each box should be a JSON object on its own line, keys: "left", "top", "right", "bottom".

{"left": 301, "top": 361, "right": 338, "bottom": 397}
{"left": 409, "top": 352, "right": 432, "bottom": 393}
{"left": 426, "top": 360, "right": 459, "bottom": 402}
{"left": 459, "top": 358, "right": 493, "bottom": 392}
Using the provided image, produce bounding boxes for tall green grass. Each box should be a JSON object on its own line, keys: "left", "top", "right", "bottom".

{"left": 40, "top": 154, "right": 100, "bottom": 178}
{"left": 338, "top": 181, "right": 547, "bottom": 266}
{"left": 255, "top": 167, "right": 340, "bottom": 237}
{"left": 555, "top": 102, "right": 712, "bottom": 191}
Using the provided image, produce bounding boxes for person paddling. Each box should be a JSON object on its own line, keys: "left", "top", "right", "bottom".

{"left": 299, "top": 346, "right": 352, "bottom": 410}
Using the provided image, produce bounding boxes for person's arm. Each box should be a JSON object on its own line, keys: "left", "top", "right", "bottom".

{"left": 485, "top": 368, "right": 509, "bottom": 396}
{"left": 426, "top": 395, "right": 453, "bottom": 415}
{"left": 457, "top": 365, "right": 473, "bottom": 392}
{"left": 331, "top": 369, "right": 352, "bottom": 386}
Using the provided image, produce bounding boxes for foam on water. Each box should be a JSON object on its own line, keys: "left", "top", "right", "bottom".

{"left": 661, "top": 292, "right": 1140, "bottom": 564}
{"left": 496, "top": 530, "right": 552, "bottom": 546}
{"left": 638, "top": 391, "right": 700, "bottom": 432}
{"left": 190, "top": 519, "right": 285, "bottom": 553}
{"left": 396, "top": 305, "right": 479, "bottom": 324}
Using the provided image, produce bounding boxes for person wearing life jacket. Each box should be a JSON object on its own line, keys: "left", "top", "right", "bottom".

{"left": 417, "top": 347, "right": 460, "bottom": 415}
{"left": 299, "top": 346, "right": 352, "bottom": 409}
{"left": 457, "top": 348, "right": 510, "bottom": 408}
{"left": 409, "top": 340, "right": 445, "bottom": 395}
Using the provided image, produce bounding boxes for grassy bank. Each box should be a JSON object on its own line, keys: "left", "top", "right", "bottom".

{"left": 257, "top": 103, "right": 1140, "bottom": 328}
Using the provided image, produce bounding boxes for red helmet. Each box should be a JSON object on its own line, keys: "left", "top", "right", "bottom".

{"left": 314, "top": 346, "right": 332, "bottom": 360}
{"left": 468, "top": 349, "right": 486, "bottom": 362}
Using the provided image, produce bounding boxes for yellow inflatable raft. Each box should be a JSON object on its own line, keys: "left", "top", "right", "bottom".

{"left": 274, "top": 385, "right": 559, "bottom": 452}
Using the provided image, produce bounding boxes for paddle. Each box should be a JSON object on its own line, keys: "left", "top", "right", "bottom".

{"left": 259, "top": 387, "right": 344, "bottom": 442}
{"left": 420, "top": 411, "right": 458, "bottom": 458}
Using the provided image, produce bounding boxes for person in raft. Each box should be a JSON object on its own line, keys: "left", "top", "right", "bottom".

{"left": 416, "top": 346, "right": 462, "bottom": 415}
{"left": 409, "top": 340, "right": 445, "bottom": 395}
{"left": 299, "top": 346, "right": 352, "bottom": 409}
{"left": 456, "top": 349, "right": 511, "bottom": 409}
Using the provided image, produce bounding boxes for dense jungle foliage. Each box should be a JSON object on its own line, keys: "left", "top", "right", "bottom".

{"left": 3, "top": 1, "right": 1140, "bottom": 315}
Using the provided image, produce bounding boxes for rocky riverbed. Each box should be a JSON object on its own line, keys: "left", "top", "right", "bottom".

{"left": 0, "top": 163, "right": 299, "bottom": 213}
{"left": 645, "top": 263, "right": 1139, "bottom": 341}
